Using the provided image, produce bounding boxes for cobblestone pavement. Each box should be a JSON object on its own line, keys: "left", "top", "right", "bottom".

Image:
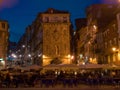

{"left": 0, "top": 85, "right": 120, "bottom": 90}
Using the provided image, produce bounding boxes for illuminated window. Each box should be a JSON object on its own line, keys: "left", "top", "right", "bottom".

{"left": 55, "top": 45, "right": 59, "bottom": 55}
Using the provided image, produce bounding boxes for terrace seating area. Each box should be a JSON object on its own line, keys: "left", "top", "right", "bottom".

{"left": 0, "top": 66, "right": 120, "bottom": 88}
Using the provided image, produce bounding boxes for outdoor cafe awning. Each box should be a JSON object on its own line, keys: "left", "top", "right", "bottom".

{"left": 43, "top": 64, "right": 79, "bottom": 70}
{"left": 78, "top": 63, "right": 105, "bottom": 69}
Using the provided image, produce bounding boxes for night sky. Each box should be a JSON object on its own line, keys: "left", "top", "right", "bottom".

{"left": 0, "top": 0, "right": 119, "bottom": 42}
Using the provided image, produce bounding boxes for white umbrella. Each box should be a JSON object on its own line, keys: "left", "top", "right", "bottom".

{"left": 58, "top": 64, "right": 79, "bottom": 70}
{"left": 22, "top": 65, "right": 42, "bottom": 70}
{"left": 79, "top": 63, "right": 104, "bottom": 69}
{"left": 43, "top": 64, "right": 59, "bottom": 70}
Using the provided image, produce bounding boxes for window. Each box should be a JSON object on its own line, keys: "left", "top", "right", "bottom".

{"left": 107, "top": 29, "right": 109, "bottom": 36}
{"left": 88, "top": 18, "right": 92, "bottom": 25}
{"left": 63, "top": 17, "right": 67, "bottom": 22}
{"left": 54, "top": 17, "right": 58, "bottom": 22}
{"left": 64, "top": 29, "right": 67, "bottom": 36}
{"left": 105, "top": 42, "right": 107, "bottom": 48}
{"left": 109, "top": 40, "right": 112, "bottom": 47}
{"left": 55, "top": 45, "right": 59, "bottom": 55}
{"left": 108, "top": 5, "right": 113, "bottom": 8}
{"left": 0, "top": 32, "right": 3, "bottom": 39}
{"left": 114, "top": 38, "right": 117, "bottom": 45}
{"left": 44, "top": 17, "right": 49, "bottom": 22}
{"left": 1, "top": 23, "right": 5, "bottom": 29}
{"left": 64, "top": 44, "right": 66, "bottom": 54}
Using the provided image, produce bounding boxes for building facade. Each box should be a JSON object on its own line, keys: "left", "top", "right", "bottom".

{"left": 35, "top": 8, "right": 71, "bottom": 66}
{"left": 0, "top": 20, "right": 9, "bottom": 69}
{"left": 75, "top": 4, "right": 120, "bottom": 65}
{"left": 17, "top": 8, "right": 72, "bottom": 66}
{"left": 75, "top": 18, "right": 88, "bottom": 64}
{"left": 86, "top": 4, "right": 119, "bottom": 64}
{"left": 102, "top": 19, "right": 119, "bottom": 65}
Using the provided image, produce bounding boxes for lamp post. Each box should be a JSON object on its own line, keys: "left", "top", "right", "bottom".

{"left": 112, "top": 47, "right": 116, "bottom": 52}
{"left": 27, "top": 54, "right": 31, "bottom": 65}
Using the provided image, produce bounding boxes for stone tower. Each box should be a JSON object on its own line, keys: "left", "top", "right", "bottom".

{"left": 39, "top": 8, "right": 71, "bottom": 66}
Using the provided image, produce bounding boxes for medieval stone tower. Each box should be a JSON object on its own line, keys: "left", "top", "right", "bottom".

{"left": 38, "top": 8, "right": 71, "bottom": 66}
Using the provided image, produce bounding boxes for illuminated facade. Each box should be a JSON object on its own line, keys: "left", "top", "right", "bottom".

{"left": 86, "top": 4, "right": 119, "bottom": 64}
{"left": 75, "top": 4, "right": 120, "bottom": 65}
{"left": 17, "top": 8, "right": 72, "bottom": 66}
{"left": 37, "top": 8, "right": 71, "bottom": 66}
{"left": 103, "top": 19, "right": 119, "bottom": 65}
{"left": 0, "top": 20, "right": 9, "bottom": 69}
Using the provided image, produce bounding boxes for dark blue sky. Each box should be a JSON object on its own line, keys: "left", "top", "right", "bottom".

{"left": 0, "top": 0, "right": 118, "bottom": 42}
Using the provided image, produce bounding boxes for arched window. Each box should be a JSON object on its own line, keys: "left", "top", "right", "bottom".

{"left": 2, "top": 23, "right": 5, "bottom": 29}
{"left": 63, "top": 17, "right": 67, "bottom": 22}
{"left": 44, "top": 17, "right": 49, "bottom": 22}
{"left": 55, "top": 45, "right": 59, "bottom": 55}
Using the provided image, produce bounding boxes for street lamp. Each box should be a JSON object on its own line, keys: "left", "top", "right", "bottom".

{"left": 71, "top": 55, "right": 74, "bottom": 60}
{"left": 112, "top": 47, "right": 119, "bottom": 65}
{"left": 22, "top": 45, "right": 25, "bottom": 48}
{"left": 28, "top": 54, "right": 32, "bottom": 65}
{"left": 112, "top": 47, "right": 117, "bottom": 52}
{"left": 28, "top": 54, "right": 31, "bottom": 57}
{"left": 11, "top": 53, "right": 17, "bottom": 58}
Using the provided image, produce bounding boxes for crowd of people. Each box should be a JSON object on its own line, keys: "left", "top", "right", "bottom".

{"left": 0, "top": 68, "right": 120, "bottom": 88}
